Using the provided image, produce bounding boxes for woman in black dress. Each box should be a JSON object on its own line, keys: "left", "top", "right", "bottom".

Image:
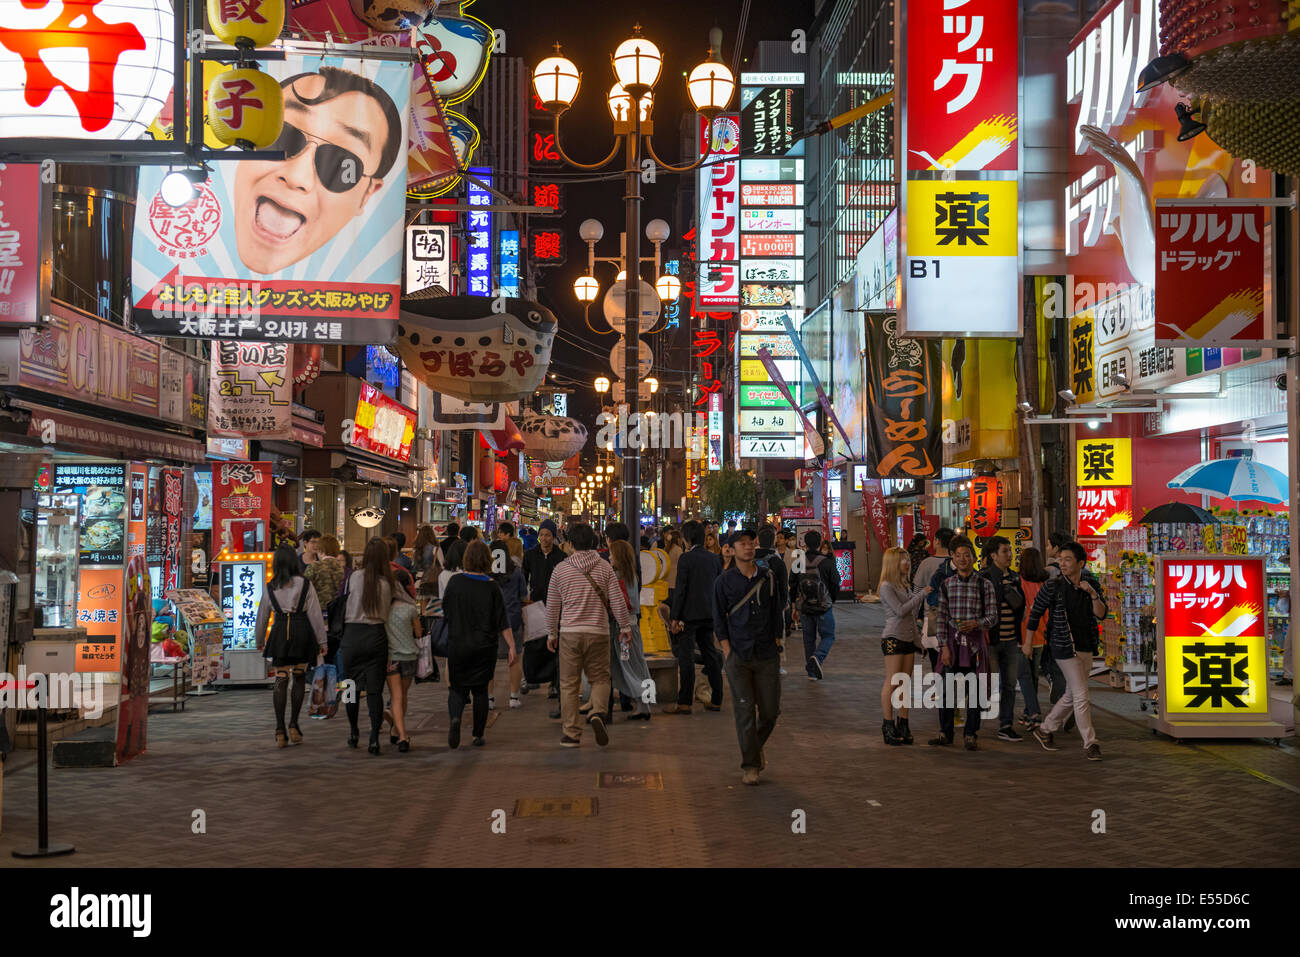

{"left": 255, "top": 545, "right": 327, "bottom": 747}
{"left": 339, "top": 538, "right": 415, "bottom": 754}
{"left": 441, "top": 541, "right": 515, "bottom": 748}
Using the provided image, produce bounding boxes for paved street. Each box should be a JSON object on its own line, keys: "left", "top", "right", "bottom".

{"left": 3, "top": 602, "right": 1299, "bottom": 867}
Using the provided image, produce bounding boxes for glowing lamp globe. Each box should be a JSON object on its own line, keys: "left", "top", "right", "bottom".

{"left": 207, "top": 0, "right": 285, "bottom": 49}
{"left": 207, "top": 67, "right": 283, "bottom": 149}
{"left": 687, "top": 59, "right": 735, "bottom": 116}
{"left": 655, "top": 274, "right": 680, "bottom": 301}
{"left": 607, "top": 83, "right": 653, "bottom": 123}
{"left": 0, "top": 0, "right": 174, "bottom": 139}
{"left": 574, "top": 275, "right": 599, "bottom": 302}
{"left": 533, "top": 53, "right": 581, "bottom": 110}
{"left": 612, "top": 33, "right": 662, "bottom": 93}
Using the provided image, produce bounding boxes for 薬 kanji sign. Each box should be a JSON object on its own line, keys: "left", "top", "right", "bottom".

{"left": 1154, "top": 203, "right": 1269, "bottom": 346}
{"left": 901, "top": 0, "right": 1018, "bottom": 172}
{"left": 1158, "top": 556, "right": 1268, "bottom": 717}
{"left": 1076, "top": 437, "right": 1131, "bottom": 487}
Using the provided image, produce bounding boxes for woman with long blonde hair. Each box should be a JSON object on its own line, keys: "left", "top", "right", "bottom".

{"left": 877, "top": 546, "right": 931, "bottom": 746}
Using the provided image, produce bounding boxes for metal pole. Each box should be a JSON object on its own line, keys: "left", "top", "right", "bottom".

{"left": 623, "top": 110, "right": 643, "bottom": 555}
{"left": 12, "top": 683, "right": 74, "bottom": 858}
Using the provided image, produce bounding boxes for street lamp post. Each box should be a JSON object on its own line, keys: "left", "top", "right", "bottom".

{"left": 534, "top": 25, "right": 734, "bottom": 549}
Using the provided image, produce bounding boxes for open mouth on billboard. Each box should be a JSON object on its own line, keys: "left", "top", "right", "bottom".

{"left": 255, "top": 198, "right": 306, "bottom": 240}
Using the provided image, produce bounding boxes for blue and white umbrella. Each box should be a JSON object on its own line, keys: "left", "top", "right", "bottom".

{"left": 1167, "top": 457, "right": 1289, "bottom": 504}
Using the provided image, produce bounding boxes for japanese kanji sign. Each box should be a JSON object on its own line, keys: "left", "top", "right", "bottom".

{"left": 1158, "top": 556, "right": 1267, "bottom": 716}
{"left": 1076, "top": 486, "right": 1134, "bottom": 537}
{"left": 740, "top": 83, "right": 803, "bottom": 157}
{"left": 901, "top": 0, "right": 1018, "bottom": 171}
{"left": 696, "top": 113, "right": 741, "bottom": 308}
{"left": 208, "top": 341, "right": 293, "bottom": 439}
{"left": 0, "top": 162, "right": 48, "bottom": 327}
{"left": 864, "top": 314, "right": 942, "bottom": 478}
{"left": 530, "top": 229, "right": 566, "bottom": 265}
{"left": 969, "top": 475, "right": 1002, "bottom": 537}
{"left": 1155, "top": 203, "right": 1269, "bottom": 346}
{"left": 405, "top": 224, "right": 451, "bottom": 295}
{"left": 1076, "top": 437, "right": 1131, "bottom": 487}
{"left": 212, "top": 461, "right": 272, "bottom": 555}
{"left": 131, "top": 54, "right": 410, "bottom": 343}
{"left": 900, "top": 179, "right": 1019, "bottom": 336}
{"left": 466, "top": 167, "right": 493, "bottom": 296}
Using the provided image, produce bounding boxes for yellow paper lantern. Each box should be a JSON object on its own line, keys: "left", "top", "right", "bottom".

{"left": 207, "top": 0, "right": 285, "bottom": 49}
{"left": 207, "top": 68, "right": 283, "bottom": 149}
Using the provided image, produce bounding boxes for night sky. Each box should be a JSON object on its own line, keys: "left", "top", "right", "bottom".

{"left": 472, "top": 0, "right": 816, "bottom": 427}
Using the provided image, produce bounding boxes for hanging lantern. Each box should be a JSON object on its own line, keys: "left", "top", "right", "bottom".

{"left": 494, "top": 462, "right": 510, "bottom": 494}
{"left": 292, "top": 344, "right": 323, "bottom": 387}
{"left": 207, "top": 0, "right": 285, "bottom": 49}
{"left": 479, "top": 457, "right": 510, "bottom": 494}
{"left": 515, "top": 410, "right": 589, "bottom": 462}
{"left": 969, "top": 476, "right": 1003, "bottom": 538}
{"left": 207, "top": 67, "right": 283, "bottom": 149}
{"left": 0, "top": 0, "right": 174, "bottom": 140}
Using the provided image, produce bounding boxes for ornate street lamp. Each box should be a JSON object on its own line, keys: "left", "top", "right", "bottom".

{"left": 533, "top": 24, "right": 733, "bottom": 554}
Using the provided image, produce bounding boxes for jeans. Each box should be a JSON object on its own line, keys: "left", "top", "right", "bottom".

{"left": 801, "top": 610, "right": 836, "bottom": 670}
{"left": 1041, "top": 652, "right": 1097, "bottom": 748}
{"left": 938, "top": 666, "right": 982, "bottom": 739}
{"left": 723, "top": 651, "right": 781, "bottom": 771}
{"left": 448, "top": 683, "right": 489, "bottom": 738}
{"left": 670, "top": 620, "right": 723, "bottom": 707}
{"left": 1017, "top": 646, "right": 1043, "bottom": 717}
{"left": 985, "top": 640, "right": 1023, "bottom": 730}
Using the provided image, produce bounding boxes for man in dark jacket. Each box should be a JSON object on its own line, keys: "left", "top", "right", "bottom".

{"left": 979, "top": 535, "right": 1026, "bottom": 742}
{"left": 754, "top": 524, "right": 792, "bottom": 675}
{"left": 522, "top": 519, "right": 567, "bottom": 713}
{"left": 792, "top": 529, "right": 840, "bottom": 680}
{"left": 666, "top": 520, "right": 724, "bottom": 714}
{"left": 1026, "top": 541, "right": 1108, "bottom": 761}
{"left": 714, "top": 528, "right": 783, "bottom": 785}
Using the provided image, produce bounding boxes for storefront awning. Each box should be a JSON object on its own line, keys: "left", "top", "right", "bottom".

{"left": 15, "top": 401, "right": 205, "bottom": 464}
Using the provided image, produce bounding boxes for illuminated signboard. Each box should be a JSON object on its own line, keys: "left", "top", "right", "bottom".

{"left": 662, "top": 258, "right": 682, "bottom": 329}
{"left": 531, "top": 228, "right": 566, "bottom": 265}
{"left": 220, "top": 560, "right": 265, "bottom": 650}
{"left": 696, "top": 114, "right": 741, "bottom": 308}
{"left": 499, "top": 229, "right": 520, "bottom": 297}
{"left": 1076, "top": 486, "right": 1135, "bottom": 537}
{"left": 741, "top": 233, "right": 802, "bottom": 257}
{"left": 1075, "top": 437, "right": 1132, "bottom": 487}
{"left": 466, "top": 167, "right": 492, "bottom": 296}
{"left": 405, "top": 224, "right": 451, "bottom": 295}
{"left": 352, "top": 383, "right": 416, "bottom": 463}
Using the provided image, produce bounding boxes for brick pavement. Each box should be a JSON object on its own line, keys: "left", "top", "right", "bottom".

{"left": 2, "top": 601, "right": 1299, "bottom": 867}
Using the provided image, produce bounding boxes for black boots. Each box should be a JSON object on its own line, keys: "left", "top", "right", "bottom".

{"left": 882, "top": 719, "right": 902, "bottom": 746}
{"left": 895, "top": 717, "right": 913, "bottom": 745}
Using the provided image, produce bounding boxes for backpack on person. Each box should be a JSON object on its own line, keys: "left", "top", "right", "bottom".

{"left": 796, "top": 556, "right": 833, "bottom": 616}
{"left": 264, "top": 580, "right": 316, "bottom": 661}
{"left": 926, "top": 557, "right": 954, "bottom": 607}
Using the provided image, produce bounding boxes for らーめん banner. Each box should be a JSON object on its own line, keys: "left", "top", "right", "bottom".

{"left": 131, "top": 54, "right": 411, "bottom": 344}
{"left": 864, "top": 315, "right": 942, "bottom": 479}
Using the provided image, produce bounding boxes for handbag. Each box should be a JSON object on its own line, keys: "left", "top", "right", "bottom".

{"left": 523, "top": 635, "right": 558, "bottom": 685}
{"left": 429, "top": 616, "right": 450, "bottom": 658}
{"left": 415, "top": 633, "right": 434, "bottom": 680}
{"left": 326, "top": 575, "right": 349, "bottom": 646}
{"left": 522, "top": 601, "right": 549, "bottom": 640}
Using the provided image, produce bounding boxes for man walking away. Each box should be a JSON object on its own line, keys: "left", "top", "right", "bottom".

{"left": 714, "top": 529, "right": 783, "bottom": 785}
{"left": 793, "top": 529, "right": 840, "bottom": 679}
{"left": 667, "top": 520, "right": 725, "bottom": 714}
{"left": 929, "top": 536, "right": 998, "bottom": 751}
{"left": 545, "top": 523, "right": 632, "bottom": 747}
{"left": 524, "top": 519, "right": 567, "bottom": 715}
{"left": 1027, "top": 541, "right": 1108, "bottom": 760}
{"left": 979, "top": 535, "right": 1026, "bottom": 742}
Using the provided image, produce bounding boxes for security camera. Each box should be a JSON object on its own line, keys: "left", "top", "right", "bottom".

{"left": 1277, "top": 373, "right": 1287, "bottom": 391}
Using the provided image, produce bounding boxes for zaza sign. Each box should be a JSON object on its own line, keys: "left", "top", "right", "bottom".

{"left": 0, "top": 0, "right": 174, "bottom": 140}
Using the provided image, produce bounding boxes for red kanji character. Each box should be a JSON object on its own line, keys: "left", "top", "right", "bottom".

{"left": 219, "top": 0, "right": 268, "bottom": 23}
{"left": 213, "top": 77, "right": 264, "bottom": 130}
{"left": 0, "top": 0, "right": 146, "bottom": 133}
{"left": 534, "top": 183, "right": 560, "bottom": 207}
{"left": 509, "top": 351, "right": 535, "bottom": 377}
{"left": 533, "top": 232, "right": 562, "bottom": 259}
{"left": 478, "top": 351, "right": 505, "bottom": 377}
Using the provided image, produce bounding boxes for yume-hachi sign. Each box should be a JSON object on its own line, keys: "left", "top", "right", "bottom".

{"left": 1159, "top": 556, "right": 1268, "bottom": 716}
{"left": 901, "top": 0, "right": 1018, "bottom": 171}
{"left": 1076, "top": 437, "right": 1132, "bottom": 487}
{"left": 1155, "top": 204, "right": 1269, "bottom": 345}
{"left": 0, "top": 0, "right": 174, "bottom": 140}
{"left": 1076, "top": 486, "right": 1134, "bottom": 537}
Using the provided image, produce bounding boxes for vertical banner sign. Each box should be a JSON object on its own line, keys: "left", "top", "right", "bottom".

{"left": 212, "top": 461, "right": 273, "bottom": 555}
{"left": 117, "top": 555, "right": 152, "bottom": 763}
{"left": 498, "top": 229, "right": 520, "bottom": 297}
{"left": 1154, "top": 204, "right": 1269, "bottom": 345}
{"left": 74, "top": 568, "right": 124, "bottom": 673}
{"left": 132, "top": 54, "right": 411, "bottom": 344}
{"left": 405, "top": 224, "right": 451, "bottom": 294}
{"left": 162, "top": 468, "right": 183, "bottom": 592}
{"left": 862, "top": 479, "right": 891, "bottom": 551}
{"left": 898, "top": 0, "right": 1020, "bottom": 337}
{"left": 466, "top": 167, "right": 493, "bottom": 296}
{"left": 864, "top": 315, "right": 942, "bottom": 478}
{"left": 1159, "top": 556, "right": 1267, "bottom": 716}
{"left": 128, "top": 464, "right": 148, "bottom": 559}
{"left": 696, "top": 114, "right": 741, "bottom": 308}
{"left": 208, "top": 341, "right": 293, "bottom": 438}
{"left": 0, "top": 162, "right": 48, "bottom": 326}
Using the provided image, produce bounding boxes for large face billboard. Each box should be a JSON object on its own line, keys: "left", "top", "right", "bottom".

{"left": 132, "top": 55, "right": 411, "bottom": 344}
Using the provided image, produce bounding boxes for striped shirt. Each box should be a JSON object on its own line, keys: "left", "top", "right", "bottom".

{"left": 545, "top": 550, "right": 632, "bottom": 639}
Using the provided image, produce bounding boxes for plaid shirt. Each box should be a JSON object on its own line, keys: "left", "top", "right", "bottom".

{"left": 936, "top": 570, "right": 999, "bottom": 674}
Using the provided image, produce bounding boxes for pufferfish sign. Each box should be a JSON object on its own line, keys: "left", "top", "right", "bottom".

{"left": 394, "top": 295, "right": 557, "bottom": 402}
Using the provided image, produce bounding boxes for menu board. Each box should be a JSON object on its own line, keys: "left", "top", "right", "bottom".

{"left": 54, "top": 463, "right": 127, "bottom": 566}
{"left": 166, "top": 587, "right": 225, "bottom": 685}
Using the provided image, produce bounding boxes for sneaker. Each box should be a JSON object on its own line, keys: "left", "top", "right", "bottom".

{"left": 963, "top": 736, "right": 978, "bottom": 751}
{"left": 997, "top": 727, "right": 1023, "bottom": 742}
{"left": 472, "top": 736, "right": 485, "bottom": 747}
{"left": 778, "top": 667, "right": 787, "bottom": 676}
{"left": 509, "top": 695, "right": 522, "bottom": 709}
{"left": 742, "top": 768, "right": 760, "bottom": 786}
{"left": 589, "top": 714, "right": 609, "bottom": 747}
{"left": 927, "top": 734, "right": 952, "bottom": 747}
{"left": 1032, "top": 727, "right": 1058, "bottom": 751}
{"left": 488, "top": 696, "right": 496, "bottom": 710}
{"left": 1085, "top": 743, "right": 1102, "bottom": 761}
{"left": 448, "top": 717, "right": 462, "bottom": 750}
{"left": 807, "top": 656, "right": 824, "bottom": 680}
{"left": 560, "top": 735, "right": 580, "bottom": 748}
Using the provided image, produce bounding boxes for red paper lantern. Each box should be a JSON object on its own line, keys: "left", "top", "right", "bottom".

{"left": 477, "top": 458, "right": 511, "bottom": 495}
{"left": 969, "top": 476, "right": 1003, "bottom": 538}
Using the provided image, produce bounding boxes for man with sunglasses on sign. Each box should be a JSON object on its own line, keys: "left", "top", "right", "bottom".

{"left": 234, "top": 66, "right": 403, "bottom": 275}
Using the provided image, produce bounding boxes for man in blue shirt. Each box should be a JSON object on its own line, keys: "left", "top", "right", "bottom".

{"left": 713, "top": 529, "right": 784, "bottom": 785}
